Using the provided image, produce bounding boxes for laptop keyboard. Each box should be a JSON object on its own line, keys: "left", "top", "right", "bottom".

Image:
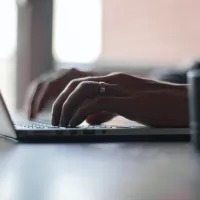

{"left": 14, "top": 121, "right": 110, "bottom": 129}
{"left": 14, "top": 121, "right": 65, "bottom": 129}
{"left": 14, "top": 119, "right": 116, "bottom": 130}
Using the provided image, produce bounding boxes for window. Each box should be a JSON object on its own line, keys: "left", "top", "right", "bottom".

{"left": 53, "top": 0, "right": 102, "bottom": 63}
{"left": 0, "top": 0, "right": 17, "bottom": 111}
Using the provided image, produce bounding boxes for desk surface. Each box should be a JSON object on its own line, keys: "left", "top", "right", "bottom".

{"left": 0, "top": 138, "right": 199, "bottom": 200}
{"left": 0, "top": 116, "right": 199, "bottom": 200}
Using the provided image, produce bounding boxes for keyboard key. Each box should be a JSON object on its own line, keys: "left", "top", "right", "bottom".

{"left": 14, "top": 121, "right": 64, "bottom": 129}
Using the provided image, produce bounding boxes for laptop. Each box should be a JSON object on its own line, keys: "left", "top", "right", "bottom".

{"left": 0, "top": 92, "right": 190, "bottom": 143}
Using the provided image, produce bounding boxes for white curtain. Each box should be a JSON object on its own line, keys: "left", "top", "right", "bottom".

{"left": 53, "top": 0, "right": 102, "bottom": 64}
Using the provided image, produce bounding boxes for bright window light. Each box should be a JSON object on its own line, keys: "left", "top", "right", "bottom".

{"left": 0, "top": 0, "right": 17, "bottom": 111}
{"left": 53, "top": 0, "right": 102, "bottom": 63}
{"left": 0, "top": 0, "right": 17, "bottom": 60}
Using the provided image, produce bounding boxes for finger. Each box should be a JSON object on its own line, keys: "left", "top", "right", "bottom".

{"left": 59, "top": 82, "right": 128, "bottom": 127}
{"left": 69, "top": 97, "right": 128, "bottom": 127}
{"left": 51, "top": 77, "right": 127, "bottom": 126}
{"left": 51, "top": 73, "right": 128, "bottom": 126}
{"left": 35, "top": 70, "right": 82, "bottom": 118}
{"left": 86, "top": 112, "right": 116, "bottom": 124}
{"left": 59, "top": 81, "right": 99, "bottom": 126}
{"left": 34, "top": 82, "right": 52, "bottom": 115}
{"left": 26, "top": 82, "right": 45, "bottom": 119}
{"left": 51, "top": 75, "right": 112, "bottom": 126}
{"left": 26, "top": 68, "right": 80, "bottom": 120}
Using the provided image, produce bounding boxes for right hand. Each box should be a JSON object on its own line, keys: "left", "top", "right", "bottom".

{"left": 26, "top": 68, "right": 93, "bottom": 119}
{"left": 51, "top": 73, "right": 162, "bottom": 127}
{"left": 51, "top": 72, "right": 188, "bottom": 128}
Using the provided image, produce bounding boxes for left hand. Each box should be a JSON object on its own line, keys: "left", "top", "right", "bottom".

{"left": 25, "top": 68, "right": 94, "bottom": 119}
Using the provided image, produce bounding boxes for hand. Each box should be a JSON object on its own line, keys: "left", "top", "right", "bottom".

{"left": 70, "top": 91, "right": 188, "bottom": 127}
{"left": 51, "top": 73, "right": 187, "bottom": 127}
{"left": 25, "top": 68, "right": 93, "bottom": 119}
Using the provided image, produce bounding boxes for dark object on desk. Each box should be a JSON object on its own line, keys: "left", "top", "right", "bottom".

{"left": 187, "top": 61, "right": 200, "bottom": 151}
{"left": 150, "top": 69, "right": 188, "bottom": 84}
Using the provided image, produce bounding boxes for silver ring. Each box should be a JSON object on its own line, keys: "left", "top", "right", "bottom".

{"left": 99, "top": 82, "right": 106, "bottom": 95}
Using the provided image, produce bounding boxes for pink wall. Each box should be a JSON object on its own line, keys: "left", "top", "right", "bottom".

{"left": 102, "top": 0, "right": 200, "bottom": 65}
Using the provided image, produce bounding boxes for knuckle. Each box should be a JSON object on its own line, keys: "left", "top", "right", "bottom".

{"left": 107, "top": 72, "right": 127, "bottom": 82}
{"left": 36, "top": 81, "right": 44, "bottom": 87}
{"left": 69, "top": 79, "right": 77, "bottom": 85}
{"left": 38, "top": 81, "right": 52, "bottom": 94}
{"left": 77, "top": 81, "right": 89, "bottom": 90}
{"left": 31, "top": 80, "right": 44, "bottom": 90}
{"left": 68, "top": 77, "right": 95, "bottom": 91}
{"left": 77, "top": 81, "right": 98, "bottom": 97}
{"left": 27, "top": 81, "right": 45, "bottom": 99}
{"left": 115, "top": 72, "right": 126, "bottom": 79}
{"left": 34, "top": 79, "right": 52, "bottom": 90}
{"left": 68, "top": 79, "right": 79, "bottom": 88}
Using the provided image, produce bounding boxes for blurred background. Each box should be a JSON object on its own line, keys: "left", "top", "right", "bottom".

{"left": 1, "top": 0, "right": 200, "bottom": 112}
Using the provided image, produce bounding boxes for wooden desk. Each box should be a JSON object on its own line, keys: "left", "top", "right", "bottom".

{"left": 0, "top": 136, "right": 199, "bottom": 200}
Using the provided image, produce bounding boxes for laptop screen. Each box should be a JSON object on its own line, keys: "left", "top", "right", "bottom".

{"left": 0, "top": 92, "right": 17, "bottom": 138}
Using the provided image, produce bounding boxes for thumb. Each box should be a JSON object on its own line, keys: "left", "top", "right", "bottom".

{"left": 86, "top": 111, "right": 116, "bottom": 125}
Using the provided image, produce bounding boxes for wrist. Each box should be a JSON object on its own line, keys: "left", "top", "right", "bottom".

{"left": 150, "top": 79, "right": 187, "bottom": 93}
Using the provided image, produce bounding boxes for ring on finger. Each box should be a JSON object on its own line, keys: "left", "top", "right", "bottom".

{"left": 99, "top": 82, "right": 106, "bottom": 95}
